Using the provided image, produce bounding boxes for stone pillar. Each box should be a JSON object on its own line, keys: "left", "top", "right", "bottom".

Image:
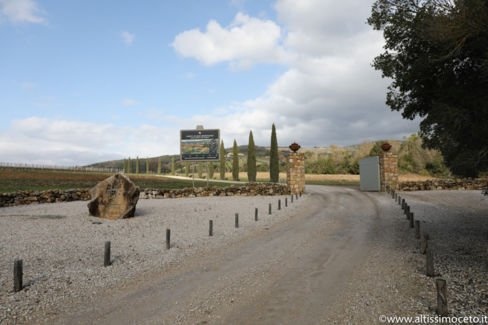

{"left": 379, "top": 151, "right": 398, "bottom": 191}
{"left": 287, "top": 152, "right": 305, "bottom": 194}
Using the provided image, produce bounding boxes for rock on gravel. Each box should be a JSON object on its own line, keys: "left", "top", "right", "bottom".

{"left": 0, "top": 194, "right": 307, "bottom": 324}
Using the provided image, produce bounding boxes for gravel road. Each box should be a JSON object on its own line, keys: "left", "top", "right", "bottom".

{"left": 1, "top": 186, "right": 487, "bottom": 324}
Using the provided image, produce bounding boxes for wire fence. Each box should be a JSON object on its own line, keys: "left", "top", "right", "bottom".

{"left": 0, "top": 162, "right": 122, "bottom": 173}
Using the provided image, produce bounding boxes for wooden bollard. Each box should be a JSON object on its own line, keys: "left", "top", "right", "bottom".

{"left": 285, "top": 198, "right": 288, "bottom": 207}
{"left": 278, "top": 199, "right": 281, "bottom": 210}
{"left": 166, "top": 229, "right": 171, "bottom": 250}
{"left": 104, "top": 241, "right": 111, "bottom": 267}
{"left": 391, "top": 190, "right": 395, "bottom": 198}
{"left": 235, "top": 213, "right": 239, "bottom": 228}
{"left": 405, "top": 205, "right": 410, "bottom": 219}
{"left": 209, "top": 220, "right": 213, "bottom": 236}
{"left": 299, "top": 192, "right": 302, "bottom": 197}
{"left": 415, "top": 220, "right": 420, "bottom": 239}
{"left": 13, "top": 259, "right": 23, "bottom": 292}
{"left": 401, "top": 199, "right": 405, "bottom": 210}
{"left": 291, "top": 195, "right": 293, "bottom": 203}
{"left": 436, "top": 279, "right": 448, "bottom": 316}
{"left": 398, "top": 196, "right": 401, "bottom": 205}
{"left": 255, "top": 208, "right": 258, "bottom": 221}
{"left": 409, "top": 212, "right": 414, "bottom": 228}
{"left": 426, "top": 248, "right": 435, "bottom": 277}
{"left": 421, "top": 233, "right": 429, "bottom": 254}
{"left": 269, "top": 203, "right": 272, "bottom": 215}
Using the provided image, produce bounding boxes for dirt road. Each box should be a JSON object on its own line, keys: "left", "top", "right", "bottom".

{"left": 43, "top": 186, "right": 388, "bottom": 325}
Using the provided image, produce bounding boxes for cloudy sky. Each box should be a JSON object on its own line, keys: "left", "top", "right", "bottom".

{"left": 0, "top": 0, "right": 419, "bottom": 166}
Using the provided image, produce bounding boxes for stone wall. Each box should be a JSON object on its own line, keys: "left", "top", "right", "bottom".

{"left": 0, "top": 189, "right": 90, "bottom": 207}
{"left": 379, "top": 152, "right": 398, "bottom": 191}
{"left": 141, "top": 183, "right": 289, "bottom": 199}
{"left": 399, "top": 178, "right": 488, "bottom": 191}
{"left": 286, "top": 152, "right": 305, "bottom": 194}
{"left": 0, "top": 183, "right": 290, "bottom": 208}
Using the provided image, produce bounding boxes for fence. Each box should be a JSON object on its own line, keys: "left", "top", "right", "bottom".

{"left": 0, "top": 162, "right": 122, "bottom": 173}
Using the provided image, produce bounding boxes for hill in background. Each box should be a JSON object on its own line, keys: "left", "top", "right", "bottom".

{"left": 89, "top": 134, "right": 449, "bottom": 177}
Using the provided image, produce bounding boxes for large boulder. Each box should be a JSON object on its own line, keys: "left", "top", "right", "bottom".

{"left": 87, "top": 173, "right": 140, "bottom": 220}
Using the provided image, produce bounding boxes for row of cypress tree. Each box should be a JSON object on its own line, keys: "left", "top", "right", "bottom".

{"left": 123, "top": 123, "right": 280, "bottom": 182}
{"left": 222, "top": 123, "right": 279, "bottom": 183}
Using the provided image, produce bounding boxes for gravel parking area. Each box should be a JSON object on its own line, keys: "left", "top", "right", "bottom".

{"left": 0, "top": 194, "right": 306, "bottom": 324}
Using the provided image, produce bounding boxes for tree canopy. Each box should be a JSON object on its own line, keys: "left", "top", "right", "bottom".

{"left": 368, "top": 0, "right": 488, "bottom": 177}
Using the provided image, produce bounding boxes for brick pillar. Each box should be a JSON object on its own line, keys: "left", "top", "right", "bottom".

{"left": 379, "top": 151, "right": 398, "bottom": 191}
{"left": 286, "top": 152, "right": 305, "bottom": 194}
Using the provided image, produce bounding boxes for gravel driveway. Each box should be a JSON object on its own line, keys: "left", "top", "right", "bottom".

{"left": 1, "top": 187, "right": 487, "bottom": 324}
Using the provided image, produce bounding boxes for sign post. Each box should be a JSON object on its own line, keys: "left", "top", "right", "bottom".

{"left": 180, "top": 127, "right": 220, "bottom": 189}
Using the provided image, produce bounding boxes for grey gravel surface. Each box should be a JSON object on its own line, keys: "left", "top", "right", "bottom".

{"left": 0, "top": 194, "right": 303, "bottom": 324}
{"left": 322, "top": 190, "right": 488, "bottom": 324}
{"left": 1, "top": 188, "right": 487, "bottom": 325}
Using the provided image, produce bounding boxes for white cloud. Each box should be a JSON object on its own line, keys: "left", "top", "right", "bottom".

{"left": 121, "top": 31, "right": 135, "bottom": 46}
{"left": 172, "top": 12, "right": 290, "bottom": 69}
{"left": 0, "top": 117, "right": 179, "bottom": 165}
{"left": 122, "top": 98, "right": 138, "bottom": 106}
{"left": 0, "top": 0, "right": 46, "bottom": 24}
{"left": 170, "top": 0, "right": 419, "bottom": 149}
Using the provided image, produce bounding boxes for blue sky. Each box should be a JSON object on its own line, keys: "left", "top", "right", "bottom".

{"left": 0, "top": 0, "right": 419, "bottom": 165}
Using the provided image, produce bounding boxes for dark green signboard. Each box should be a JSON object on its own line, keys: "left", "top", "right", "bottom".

{"left": 180, "top": 129, "right": 220, "bottom": 161}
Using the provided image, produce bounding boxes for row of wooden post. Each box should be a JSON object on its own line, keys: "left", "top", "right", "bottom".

{"left": 12, "top": 192, "right": 302, "bottom": 293}
{"left": 389, "top": 189, "right": 447, "bottom": 316}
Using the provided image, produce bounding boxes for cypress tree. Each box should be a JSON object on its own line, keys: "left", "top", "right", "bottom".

{"left": 232, "top": 139, "right": 239, "bottom": 181}
{"left": 270, "top": 123, "right": 279, "bottom": 182}
{"left": 171, "top": 157, "right": 175, "bottom": 175}
{"left": 157, "top": 157, "right": 161, "bottom": 174}
{"left": 219, "top": 140, "right": 226, "bottom": 180}
{"left": 247, "top": 130, "right": 256, "bottom": 182}
{"left": 146, "top": 158, "right": 149, "bottom": 174}
{"left": 128, "top": 157, "right": 131, "bottom": 173}
{"left": 136, "top": 157, "right": 140, "bottom": 174}
{"left": 198, "top": 162, "right": 203, "bottom": 178}
{"left": 185, "top": 162, "right": 189, "bottom": 177}
{"left": 208, "top": 162, "right": 214, "bottom": 179}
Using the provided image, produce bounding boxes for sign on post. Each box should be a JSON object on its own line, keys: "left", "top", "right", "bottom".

{"left": 180, "top": 129, "right": 220, "bottom": 161}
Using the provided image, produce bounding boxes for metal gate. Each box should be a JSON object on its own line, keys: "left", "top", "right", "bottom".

{"left": 359, "top": 156, "right": 380, "bottom": 191}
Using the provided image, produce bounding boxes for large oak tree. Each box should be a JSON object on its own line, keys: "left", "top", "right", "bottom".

{"left": 368, "top": 0, "right": 488, "bottom": 177}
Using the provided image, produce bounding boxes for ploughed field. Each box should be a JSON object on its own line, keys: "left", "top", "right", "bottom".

{"left": 0, "top": 168, "right": 231, "bottom": 193}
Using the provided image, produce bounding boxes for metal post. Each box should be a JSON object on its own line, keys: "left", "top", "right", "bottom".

{"left": 104, "top": 241, "right": 111, "bottom": 267}
{"left": 13, "top": 259, "right": 23, "bottom": 292}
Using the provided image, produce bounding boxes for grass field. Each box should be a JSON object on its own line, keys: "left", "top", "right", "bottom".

{"left": 0, "top": 168, "right": 231, "bottom": 193}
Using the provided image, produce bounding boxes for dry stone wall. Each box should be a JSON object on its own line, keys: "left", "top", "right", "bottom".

{"left": 0, "top": 189, "right": 91, "bottom": 207}
{"left": 0, "top": 183, "right": 290, "bottom": 207}
{"left": 141, "top": 183, "right": 289, "bottom": 199}
{"left": 399, "top": 178, "right": 488, "bottom": 191}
